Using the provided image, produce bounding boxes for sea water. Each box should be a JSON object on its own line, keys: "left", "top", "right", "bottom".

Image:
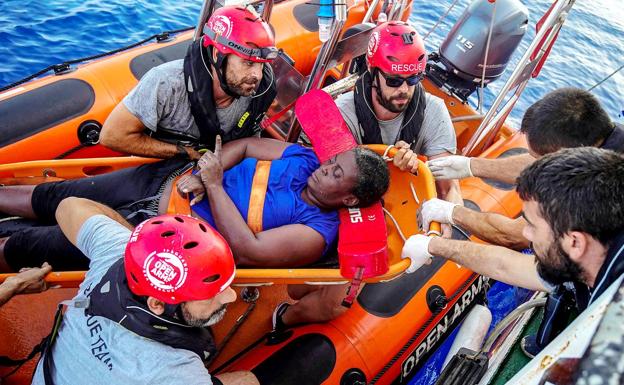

{"left": 0, "top": 0, "right": 622, "bottom": 123}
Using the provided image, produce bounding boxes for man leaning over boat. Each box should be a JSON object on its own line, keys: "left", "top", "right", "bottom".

{"left": 402, "top": 147, "right": 624, "bottom": 356}
{"left": 0, "top": 136, "right": 389, "bottom": 273}
{"left": 272, "top": 21, "right": 464, "bottom": 330}
{"left": 99, "top": 5, "right": 278, "bottom": 159}
{"left": 405, "top": 88, "right": 624, "bottom": 355}
{"left": 418, "top": 88, "right": 624, "bottom": 252}
{"left": 30, "top": 197, "right": 258, "bottom": 385}
{"left": 427, "top": 87, "right": 624, "bottom": 185}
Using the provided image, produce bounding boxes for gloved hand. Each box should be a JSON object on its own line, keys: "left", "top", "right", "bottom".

{"left": 401, "top": 234, "right": 433, "bottom": 273}
{"left": 418, "top": 198, "right": 459, "bottom": 232}
{"left": 427, "top": 156, "right": 473, "bottom": 180}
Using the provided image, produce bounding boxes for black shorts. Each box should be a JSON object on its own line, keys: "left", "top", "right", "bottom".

{"left": 4, "top": 158, "right": 191, "bottom": 271}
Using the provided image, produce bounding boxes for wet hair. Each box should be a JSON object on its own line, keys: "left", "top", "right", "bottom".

{"left": 516, "top": 147, "right": 624, "bottom": 245}
{"left": 520, "top": 88, "right": 614, "bottom": 156}
{"left": 351, "top": 147, "right": 390, "bottom": 207}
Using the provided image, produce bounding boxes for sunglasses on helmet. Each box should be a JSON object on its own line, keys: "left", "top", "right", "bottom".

{"left": 203, "top": 27, "right": 279, "bottom": 61}
{"left": 378, "top": 71, "right": 424, "bottom": 88}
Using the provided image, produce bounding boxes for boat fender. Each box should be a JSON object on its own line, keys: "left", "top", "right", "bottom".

{"left": 442, "top": 304, "right": 492, "bottom": 369}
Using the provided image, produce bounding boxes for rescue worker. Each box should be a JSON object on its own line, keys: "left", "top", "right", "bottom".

{"left": 418, "top": 87, "right": 624, "bottom": 251}
{"left": 402, "top": 147, "right": 624, "bottom": 355}
{"left": 100, "top": 5, "right": 278, "bottom": 159}
{"left": 32, "top": 197, "right": 258, "bottom": 384}
{"left": 335, "top": 21, "right": 462, "bottom": 208}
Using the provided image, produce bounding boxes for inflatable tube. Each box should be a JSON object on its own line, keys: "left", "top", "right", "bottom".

{"left": 0, "top": 0, "right": 414, "bottom": 164}
{"left": 0, "top": 140, "right": 525, "bottom": 385}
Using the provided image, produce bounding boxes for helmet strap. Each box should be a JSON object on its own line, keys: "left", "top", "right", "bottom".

{"left": 208, "top": 47, "right": 241, "bottom": 99}
{"left": 370, "top": 68, "right": 384, "bottom": 100}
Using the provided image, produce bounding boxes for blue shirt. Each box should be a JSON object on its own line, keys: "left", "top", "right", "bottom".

{"left": 192, "top": 145, "right": 339, "bottom": 252}
{"left": 32, "top": 215, "right": 214, "bottom": 385}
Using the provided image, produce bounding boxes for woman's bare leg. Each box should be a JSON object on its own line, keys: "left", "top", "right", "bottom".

{"left": 0, "top": 186, "right": 37, "bottom": 218}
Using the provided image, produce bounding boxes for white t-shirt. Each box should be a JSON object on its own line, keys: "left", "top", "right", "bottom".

{"left": 335, "top": 90, "right": 457, "bottom": 157}
{"left": 32, "top": 215, "right": 214, "bottom": 385}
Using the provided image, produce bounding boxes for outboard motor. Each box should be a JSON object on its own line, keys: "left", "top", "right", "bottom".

{"left": 427, "top": 0, "right": 528, "bottom": 102}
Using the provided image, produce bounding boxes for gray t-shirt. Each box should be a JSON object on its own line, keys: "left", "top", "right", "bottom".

{"left": 123, "top": 59, "right": 251, "bottom": 142}
{"left": 334, "top": 90, "right": 457, "bottom": 156}
{"left": 32, "top": 215, "right": 213, "bottom": 385}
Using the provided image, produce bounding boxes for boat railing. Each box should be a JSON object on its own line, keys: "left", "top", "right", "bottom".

{"left": 462, "top": 0, "right": 576, "bottom": 156}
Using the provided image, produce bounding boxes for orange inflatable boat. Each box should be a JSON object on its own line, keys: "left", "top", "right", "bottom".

{"left": 0, "top": 0, "right": 412, "bottom": 164}
{"left": 0, "top": 0, "right": 539, "bottom": 383}
{"left": 0, "top": 123, "right": 529, "bottom": 384}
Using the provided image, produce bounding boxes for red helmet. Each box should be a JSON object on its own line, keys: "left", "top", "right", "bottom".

{"left": 202, "top": 5, "right": 278, "bottom": 63}
{"left": 125, "top": 215, "right": 236, "bottom": 304}
{"left": 366, "top": 21, "right": 427, "bottom": 75}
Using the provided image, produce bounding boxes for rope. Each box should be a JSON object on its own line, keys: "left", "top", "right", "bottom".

{"left": 54, "top": 143, "right": 89, "bottom": 160}
{"left": 0, "top": 27, "right": 194, "bottom": 92}
{"left": 0, "top": 216, "right": 21, "bottom": 223}
{"left": 587, "top": 62, "right": 624, "bottom": 92}
{"left": 381, "top": 144, "right": 395, "bottom": 161}
{"left": 383, "top": 207, "right": 407, "bottom": 242}
{"left": 422, "top": 0, "right": 461, "bottom": 41}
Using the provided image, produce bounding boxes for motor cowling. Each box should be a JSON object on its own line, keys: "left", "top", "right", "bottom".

{"left": 438, "top": 0, "right": 528, "bottom": 83}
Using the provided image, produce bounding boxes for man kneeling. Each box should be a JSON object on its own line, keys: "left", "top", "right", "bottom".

{"left": 32, "top": 198, "right": 256, "bottom": 384}
{"left": 0, "top": 137, "right": 389, "bottom": 272}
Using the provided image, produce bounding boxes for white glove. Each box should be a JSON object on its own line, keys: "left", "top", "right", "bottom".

{"left": 427, "top": 156, "right": 473, "bottom": 180}
{"left": 401, "top": 235, "right": 434, "bottom": 273}
{"left": 418, "top": 198, "right": 458, "bottom": 232}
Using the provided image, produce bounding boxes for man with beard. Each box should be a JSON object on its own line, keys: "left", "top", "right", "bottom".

{"left": 335, "top": 21, "right": 461, "bottom": 208}
{"left": 31, "top": 197, "right": 258, "bottom": 384}
{"left": 99, "top": 5, "right": 278, "bottom": 159}
{"left": 270, "top": 22, "right": 462, "bottom": 331}
{"left": 402, "top": 147, "right": 624, "bottom": 318}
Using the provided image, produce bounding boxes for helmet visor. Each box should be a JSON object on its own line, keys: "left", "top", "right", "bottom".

{"left": 204, "top": 27, "right": 278, "bottom": 62}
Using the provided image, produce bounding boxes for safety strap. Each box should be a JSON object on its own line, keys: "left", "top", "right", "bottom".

{"left": 341, "top": 267, "right": 365, "bottom": 308}
{"left": 167, "top": 169, "right": 194, "bottom": 215}
{"left": 260, "top": 101, "right": 296, "bottom": 130}
{"left": 247, "top": 161, "right": 271, "bottom": 233}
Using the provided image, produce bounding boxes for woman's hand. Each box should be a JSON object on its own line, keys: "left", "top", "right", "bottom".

{"left": 177, "top": 174, "right": 206, "bottom": 205}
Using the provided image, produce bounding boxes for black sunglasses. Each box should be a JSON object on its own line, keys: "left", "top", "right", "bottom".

{"left": 378, "top": 71, "right": 424, "bottom": 88}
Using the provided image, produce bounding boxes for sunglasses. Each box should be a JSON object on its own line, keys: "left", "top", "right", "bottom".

{"left": 203, "top": 27, "right": 279, "bottom": 62}
{"left": 378, "top": 71, "right": 424, "bottom": 88}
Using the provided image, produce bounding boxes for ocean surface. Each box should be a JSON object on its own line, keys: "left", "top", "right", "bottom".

{"left": 0, "top": 0, "right": 622, "bottom": 384}
{"left": 0, "top": 0, "right": 622, "bottom": 124}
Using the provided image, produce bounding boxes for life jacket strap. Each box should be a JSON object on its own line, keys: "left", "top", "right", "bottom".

{"left": 167, "top": 170, "right": 194, "bottom": 215}
{"left": 247, "top": 161, "right": 271, "bottom": 234}
{"left": 341, "top": 267, "right": 365, "bottom": 308}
